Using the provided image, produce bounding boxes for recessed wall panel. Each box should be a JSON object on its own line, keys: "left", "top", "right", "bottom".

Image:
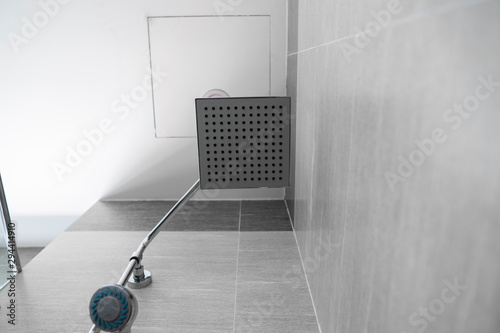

{"left": 148, "top": 16, "right": 271, "bottom": 138}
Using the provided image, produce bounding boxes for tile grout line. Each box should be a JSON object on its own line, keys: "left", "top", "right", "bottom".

{"left": 287, "top": 34, "right": 353, "bottom": 56}
{"left": 287, "top": 0, "right": 490, "bottom": 57}
{"left": 284, "top": 200, "right": 323, "bottom": 333}
{"left": 232, "top": 201, "right": 242, "bottom": 333}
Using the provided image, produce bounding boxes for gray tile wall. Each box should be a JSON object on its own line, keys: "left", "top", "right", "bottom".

{"left": 286, "top": 0, "right": 500, "bottom": 332}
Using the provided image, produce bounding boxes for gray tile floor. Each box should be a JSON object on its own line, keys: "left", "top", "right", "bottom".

{"left": 67, "top": 200, "right": 292, "bottom": 232}
{"left": 0, "top": 248, "right": 43, "bottom": 291}
{"left": 18, "top": 248, "right": 44, "bottom": 266}
{"left": 0, "top": 200, "right": 318, "bottom": 332}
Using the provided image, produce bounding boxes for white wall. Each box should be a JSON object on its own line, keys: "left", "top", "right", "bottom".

{"left": 13, "top": 216, "right": 76, "bottom": 247}
{"left": 0, "top": 0, "right": 287, "bottom": 229}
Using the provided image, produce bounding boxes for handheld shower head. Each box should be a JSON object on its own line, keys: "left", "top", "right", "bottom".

{"left": 89, "top": 284, "right": 138, "bottom": 332}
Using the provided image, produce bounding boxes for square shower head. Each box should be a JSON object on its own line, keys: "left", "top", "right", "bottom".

{"left": 195, "top": 96, "right": 291, "bottom": 190}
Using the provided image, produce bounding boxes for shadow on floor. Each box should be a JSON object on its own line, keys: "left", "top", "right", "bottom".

{"left": 18, "top": 247, "right": 44, "bottom": 266}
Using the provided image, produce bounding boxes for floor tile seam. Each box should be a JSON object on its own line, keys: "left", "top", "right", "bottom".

{"left": 232, "top": 201, "right": 242, "bottom": 333}
{"left": 240, "top": 214, "right": 289, "bottom": 216}
{"left": 62, "top": 230, "right": 240, "bottom": 234}
{"left": 236, "top": 280, "right": 309, "bottom": 285}
{"left": 284, "top": 200, "right": 322, "bottom": 333}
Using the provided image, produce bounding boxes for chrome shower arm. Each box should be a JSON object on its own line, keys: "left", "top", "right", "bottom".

{"left": 128, "top": 179, "right": 200, "bottom": 269}
{"left": 143, "top": 179, "right": 200, "bottom": 249}
{"left": 121, "top": 179, "right": 201, "bottom": 288}
{"left": 88, "top": 180, "right": 200, "bottom": 333}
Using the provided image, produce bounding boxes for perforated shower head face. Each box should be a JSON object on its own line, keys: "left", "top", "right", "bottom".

{"left": 195, "top": 96, "right": 291, "bottom": 190}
